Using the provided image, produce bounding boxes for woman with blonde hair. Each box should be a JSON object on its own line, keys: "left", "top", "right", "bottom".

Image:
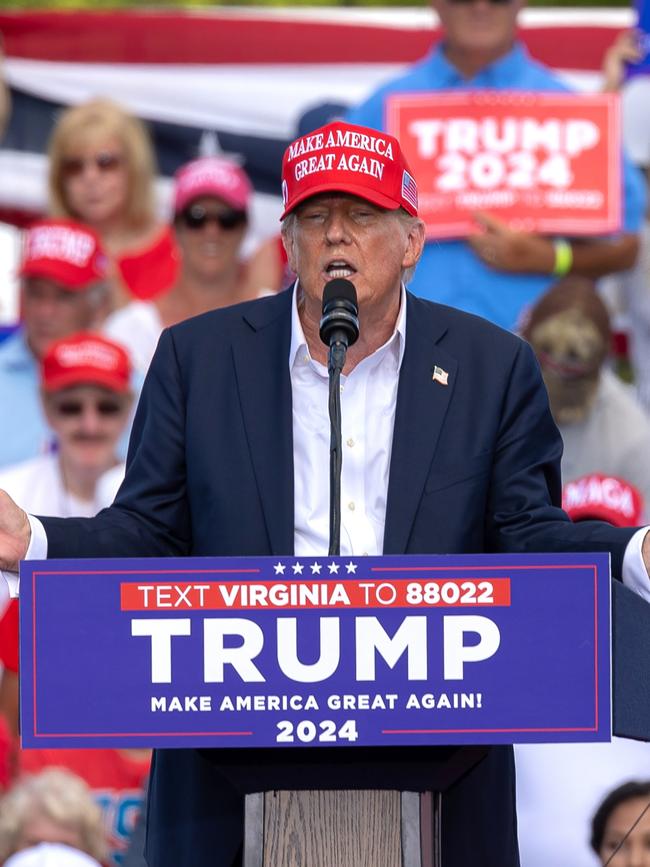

{"left": 48, "top": 98, "right": 179, "bottom": 309}
{"left": 0, "top": 768, "right": 108, "bottom": 864}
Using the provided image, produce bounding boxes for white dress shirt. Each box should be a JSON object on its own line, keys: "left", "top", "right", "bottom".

{"left": 291, "top": 283, "right": 405, "bottom": 557}
{"left": 4, "top": 284, "right": 650, "bottom": 601}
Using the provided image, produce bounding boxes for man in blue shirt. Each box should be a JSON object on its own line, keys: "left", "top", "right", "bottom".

{"left": 347, "top": 0, "right": 647, "bottom": 331}
{"left": 0, "top": 219, "right": 110, "bottom": 468}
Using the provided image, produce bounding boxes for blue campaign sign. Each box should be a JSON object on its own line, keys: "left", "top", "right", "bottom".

{"left": 19, "top": 552, "right": 611, "bottom": 749}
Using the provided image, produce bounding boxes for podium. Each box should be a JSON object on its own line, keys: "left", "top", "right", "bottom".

{"left": 239, "top": 579, "right": 650, "bottom": 866}
{"left": 241, "top": 747, "right": 488, "bottom": 866}
{"left": 19, "top": 553, "right": 649, "bottom": 867}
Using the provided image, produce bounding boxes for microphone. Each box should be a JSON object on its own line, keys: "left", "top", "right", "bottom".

{"left": 319, "top": 278, "right": 360, "bottom": 351}
{"left": 319, "top": 279, "right": 359, "bottom": 556}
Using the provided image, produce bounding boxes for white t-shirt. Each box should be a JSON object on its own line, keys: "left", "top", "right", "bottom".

{"left": 0, "top": 454, "right": 124, "bottom": 614}
{"left": 104, "top": 301, "right": 163, "bottom": 376}
{"left": 0, "top": 453, "right": 124, "bottom": 519}
{"left": 560, "top": 368, "right": 650, "bottom": 511}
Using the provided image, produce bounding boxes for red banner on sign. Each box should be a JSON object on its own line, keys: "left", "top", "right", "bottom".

{"left": 386, "top": 91, "right": 621, "bottom": 239}
{"left": 119, "top": 577, "right": 511, "bottom": 611}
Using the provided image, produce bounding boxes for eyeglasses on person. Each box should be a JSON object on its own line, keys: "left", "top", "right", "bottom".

{"left": 50, "top": 398, "right": 126, "bottom": 418}
{"left": 178, "top": 205, "right": 248, "bottom": 231}
{"left": 62, "top": 152, "right": 124, "bottom": 178}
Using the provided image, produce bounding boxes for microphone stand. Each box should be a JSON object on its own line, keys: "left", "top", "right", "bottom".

{"left": 327, "top": 342, "right": 347, "bottom": 556}
{"left": 320, "top": 278, "right": 359, "bottom": 557}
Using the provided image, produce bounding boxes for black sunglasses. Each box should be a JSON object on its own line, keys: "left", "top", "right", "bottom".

{"left": 52, "top": 399, "right": 125, "bottom": 418}
{"left": 179, "top": 205, "right": 247, "bottom": 232}
{"left": 62, "top": 152, "right": 123, "bottom": 178}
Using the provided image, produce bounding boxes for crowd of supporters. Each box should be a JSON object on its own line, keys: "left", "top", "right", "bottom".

{"left": 0, "top": 9, "right": 650, "bottom": 867}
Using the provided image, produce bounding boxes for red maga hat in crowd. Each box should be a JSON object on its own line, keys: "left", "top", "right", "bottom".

{"left": 280, "top": 120, "right": 419, "bottom": 219}
{"left": 562, "top": 473, "right": 644, "bottom": 528}
{"left": 19, "top": 219, "right": 108, "bottom": 290}
{"left": 41, "top": 332, "right": 132, "bottom": 393}
{"left": 173, "top": 156, "right": 252, "bottom": 214}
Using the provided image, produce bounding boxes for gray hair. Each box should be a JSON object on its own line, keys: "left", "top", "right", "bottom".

{"left": 395, "top": 209, "right": 422, "bottom": 285}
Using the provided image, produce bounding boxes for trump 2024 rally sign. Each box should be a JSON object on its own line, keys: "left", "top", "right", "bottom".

{"left": 386, "top": 91, "right": 621, "bottom": 239}
{"left": 19, "top": 553, "right": 611, "bottom": 749}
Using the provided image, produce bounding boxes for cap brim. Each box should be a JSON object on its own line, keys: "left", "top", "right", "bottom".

{"left": 19, "top": 261, "right": 96, "bottom": 290}
{"left": 42, "top": 370, "right": 130, "bottom": 393}
{"left": 280, "top": 182, "right": 403, "bottom": 220}
{"left": 175, "top": 184, "right": 249, "bottom": 215}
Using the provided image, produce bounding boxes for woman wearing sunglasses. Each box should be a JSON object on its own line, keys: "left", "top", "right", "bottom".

{"left": 48, "top": 98, "right": 180, "bottom": 311}
{"left": 104, "top": 156, "right": 259, "bottom": 374}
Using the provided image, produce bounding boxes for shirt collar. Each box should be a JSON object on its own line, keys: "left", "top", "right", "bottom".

{"left": 427, "top": 40, "right": 527, "bottom": 87}
{"left": 289, "top": 281, "right": 407, "bottom": 373}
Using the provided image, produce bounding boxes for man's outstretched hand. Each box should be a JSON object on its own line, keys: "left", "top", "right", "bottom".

{"left": 0, "top": 490, "right": 31, "bottom": 572}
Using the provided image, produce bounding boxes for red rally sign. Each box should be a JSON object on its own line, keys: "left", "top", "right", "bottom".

{"left": 386, "top": 91, "right": 621, "bottom": 239}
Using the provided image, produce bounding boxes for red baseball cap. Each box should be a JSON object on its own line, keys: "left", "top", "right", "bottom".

{"left": 173, "top": 157, "right": 252, "bottom": 214}
{"left": 41, "top": 332, "right": 131, "bottom": 393}
{"left": 280, "top": 120, "right": 418, "bottom": 220}
{"left": 19, "top": 219, "right": 108, "bottom": 290}
{"left": 562, "top": 473, "right": 644, "bottom": 527}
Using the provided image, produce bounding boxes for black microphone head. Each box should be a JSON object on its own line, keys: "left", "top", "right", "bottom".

{"left": 319, "top": 278, "right": 360, "bottom": 349}
{"left": 322, "top": 278, "right": 357, "bottom": 310}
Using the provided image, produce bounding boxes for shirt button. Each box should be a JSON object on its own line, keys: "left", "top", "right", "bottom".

{"left": 346, "top": 438, "right": 355, "bottom": 448}
{"left": 348, "top": 501, "right": 355, "bottom": 512}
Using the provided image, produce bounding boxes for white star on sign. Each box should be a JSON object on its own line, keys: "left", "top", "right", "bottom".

{"left": 310, "top": 562, "right": 322, "bottom": 574}
{"left": 292, "top": 562, "right": 304, "bottom": 575}
{"left": 273, "top": 562, "right": 286, "bottom": 575}
{"left": 345, "top": 562, "right": 357, "bottom": 574}
{"left": 328, "top": 562, "right": 340, "bottom": 574}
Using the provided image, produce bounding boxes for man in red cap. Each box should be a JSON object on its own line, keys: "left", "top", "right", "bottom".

{"left": 104, "top": 156, "right": 259, "bottom": 374}
{"left": 1, "top": 120, "right": 650, "bottom": 867}
{"left": 0, "top": 219, "right": 111, "bottom": 468}
{"left": 0, "top": 333, "right": 149, "bottom": 866}
{"left": 0, "top": 331, "right": 134, "bottom": 737}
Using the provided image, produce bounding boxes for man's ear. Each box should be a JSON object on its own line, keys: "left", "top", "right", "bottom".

{"left": 403, "top": 219, "right": 426, "bottom": 270}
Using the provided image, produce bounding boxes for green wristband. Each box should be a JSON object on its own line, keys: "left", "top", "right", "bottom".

{"left": 552, "top": 239, "right": 573, "bottom": 277}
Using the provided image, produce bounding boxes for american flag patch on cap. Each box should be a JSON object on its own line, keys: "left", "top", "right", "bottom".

{"left": 401, "top": 170, "right": 418, "bottom": 212}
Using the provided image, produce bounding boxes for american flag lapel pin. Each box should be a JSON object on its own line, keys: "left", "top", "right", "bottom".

{"left": 432, "top": 365, "right": 449, "bottom": 386}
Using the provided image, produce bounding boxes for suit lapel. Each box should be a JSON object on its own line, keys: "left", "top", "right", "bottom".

{"left": 231, "top": 291, "right": 294, "bottom": 555}
{"left": 384, "top": 294, "right": 458, "bottom": 554}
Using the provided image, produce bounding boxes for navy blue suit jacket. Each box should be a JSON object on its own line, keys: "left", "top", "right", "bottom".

{"left": 41, "top": 289, "right": 634, "bottom": 866}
